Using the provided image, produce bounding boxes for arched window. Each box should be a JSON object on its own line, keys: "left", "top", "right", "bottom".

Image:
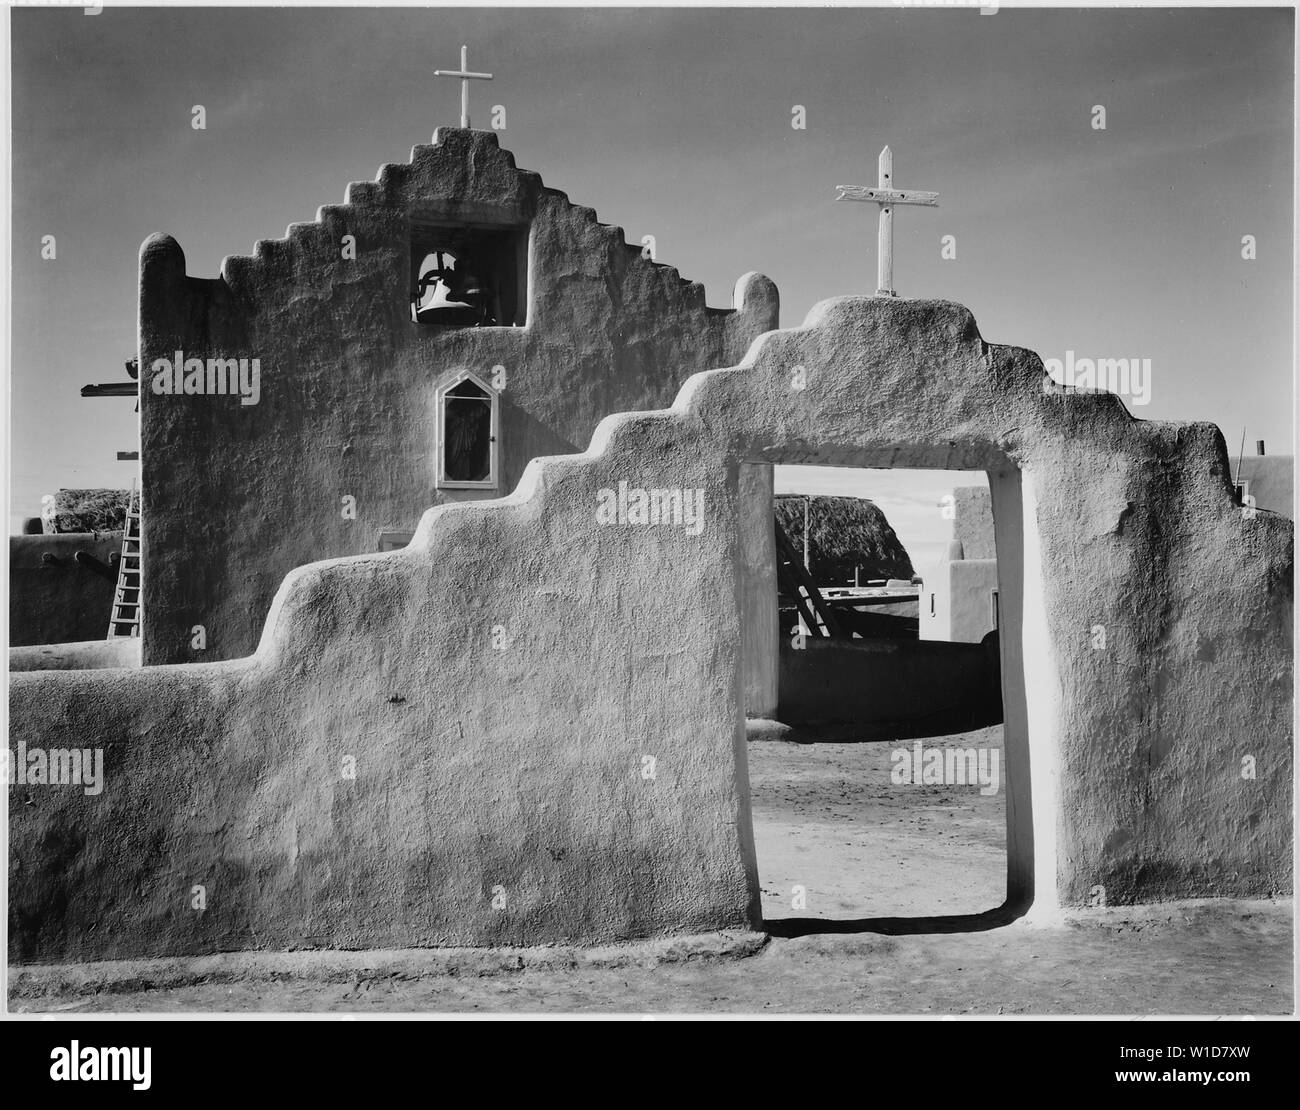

{"left": 436, "top": 372, "right": 499, "bottom": 490}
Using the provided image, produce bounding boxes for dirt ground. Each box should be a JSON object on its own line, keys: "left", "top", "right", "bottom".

{"left": 750, "top": 726, "right": 1006, "bottom": 921}
{"left": 10, "top": 727, "right": 1292, "bottom": 1016}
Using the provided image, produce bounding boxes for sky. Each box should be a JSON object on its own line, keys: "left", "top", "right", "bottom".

{"left": 6, "top": 4, "right": 1294, "bottom": 562}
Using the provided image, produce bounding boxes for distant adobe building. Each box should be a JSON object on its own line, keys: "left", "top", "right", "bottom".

{"left": 136, "top": 129, "right": 777, "bottom": 665}
{"left": 921, "top": 485, "right": 999, "bottom": 645}
{"left": 1234, "top": 443, "right": 1293, "bottom": 519}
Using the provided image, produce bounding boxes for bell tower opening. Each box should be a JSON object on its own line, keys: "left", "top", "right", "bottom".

{"left": 409, "top": 222, "right": 528, "bottom": 327}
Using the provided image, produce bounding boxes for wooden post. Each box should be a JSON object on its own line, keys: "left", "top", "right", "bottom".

{"left": 877, "top": 145, "right": 893, "bottom": 296}
{"left": 803, "top": 497, "right": 811, "bottom": 573}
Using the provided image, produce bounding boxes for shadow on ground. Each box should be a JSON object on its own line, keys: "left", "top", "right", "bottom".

{"left": 765, "top": 899, "right": 1026, "bottom": 938}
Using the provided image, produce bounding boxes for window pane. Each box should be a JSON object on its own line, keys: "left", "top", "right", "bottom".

{"left": 444, "top": 395, "right": 492, "bottom": 482}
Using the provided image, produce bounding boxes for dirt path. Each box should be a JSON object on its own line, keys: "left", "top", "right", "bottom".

{"left": 748, "top": 726, "right": 1005, "bottom": 921}
{"left": 13, "top": 902, "right": 1289, "bottom": 1015}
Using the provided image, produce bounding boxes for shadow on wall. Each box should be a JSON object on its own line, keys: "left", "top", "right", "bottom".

{"left": 9, "top": 534, "right": 121, "bottom": 647}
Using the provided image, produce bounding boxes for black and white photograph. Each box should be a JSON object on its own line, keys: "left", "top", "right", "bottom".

{"left": 2, "top": 0, "right": 1295, "bottom": 1057}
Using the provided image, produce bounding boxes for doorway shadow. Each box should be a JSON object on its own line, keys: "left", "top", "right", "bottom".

{"left": 763, "top": 896, "right": 1029, "bottom": 938}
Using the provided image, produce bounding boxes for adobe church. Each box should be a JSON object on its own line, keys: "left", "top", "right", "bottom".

{"left": 8, "top": 125, "right": 1291, "bottom": 963}
{"left": 136, "top": 128, "right": 777, "bottom": 665}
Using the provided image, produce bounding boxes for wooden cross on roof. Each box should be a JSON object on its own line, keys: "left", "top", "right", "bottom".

{"left": 836, "top": 146, "right": 938, "bottom": 297}
{"left": 434, "top": 44, "right": 493, "bottom": 129}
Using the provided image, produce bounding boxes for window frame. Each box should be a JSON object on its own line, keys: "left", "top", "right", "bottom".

{"left": 435, "top": 371, "right": 500, "bottom": 491}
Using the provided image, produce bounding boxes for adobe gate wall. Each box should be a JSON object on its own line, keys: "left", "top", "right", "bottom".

{"left": 9, "top": 297, "right": 1291, "bottom": 962}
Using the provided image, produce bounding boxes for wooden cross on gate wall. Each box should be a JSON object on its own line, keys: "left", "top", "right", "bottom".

{"left": 836, "top": 146, "right": 938, "bottom": 297}
{"left": 434, "top": 44, "right": 494, "bottom": 129}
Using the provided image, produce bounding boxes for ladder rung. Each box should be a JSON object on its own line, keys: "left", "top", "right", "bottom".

{"left": 109, "top": 494, "right": 143, "bottom": 641}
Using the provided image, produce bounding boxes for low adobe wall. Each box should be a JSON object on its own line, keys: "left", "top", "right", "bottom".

{"left": 9, "top": 533, "right": 121, "bottom": 647}
{"left": 778, "top": 635, "right": 1000, "bottom": 738}
{"left": 10, "top": 639, "right": 141, "bottom": 672}
{"left": 9, "top": 297, "right": 1292, "bottom": 962}
{"left": 947, "top": 559, "right": 999, "bottom": 644}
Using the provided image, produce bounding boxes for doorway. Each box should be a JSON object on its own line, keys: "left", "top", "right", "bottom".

{"left": 740, "top": 460, "right": 1034, "bottom": 931}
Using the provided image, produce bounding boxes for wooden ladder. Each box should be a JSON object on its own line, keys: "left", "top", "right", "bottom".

{"left": 774, "top": 519, "right": 842, "bottom": 639}
{"left": 107, "top": 488, "right": 142, "bottom": 639}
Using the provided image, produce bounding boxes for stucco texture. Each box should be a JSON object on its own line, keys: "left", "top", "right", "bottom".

{"left": 954, "top": 486, "right": 996, "bottom": 560}
{"left": 10, "top": 297, "right": 1292, "bottom": 962}
{"left": 139, "top": 128, "right": 777, "bottom": 667}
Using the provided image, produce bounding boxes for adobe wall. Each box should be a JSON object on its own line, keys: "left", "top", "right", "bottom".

{"left": 777, "top": 636, "right": 1000, "bottom": 738}
{"left": 8, "top": 533, "right": 122, "bottom": 647}
{"left": 954, "top": 486, "right": 996, "bottom": 559}
{"left": 10, "top": 297, "right": 1291, "bottom": 962}
{"left": 10, "top": 639, "right": 140, "bottom": 672}
{"left": 1237, "top": 455, "right": 1293, "bottom": 518}
{"left": 920, "top": 556, "right": 998, "bottom": 644}
{"left": 139, "top": 128, "right": 777, "bottom": 666}
{"left": 920, "top": 487, "right": 997, "bottom": 644}
{"left": 740, "top": 463, "right": 778, "bottom": 717}
{"left": 945, "top": 560, "right": 999, "bottom": 644}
